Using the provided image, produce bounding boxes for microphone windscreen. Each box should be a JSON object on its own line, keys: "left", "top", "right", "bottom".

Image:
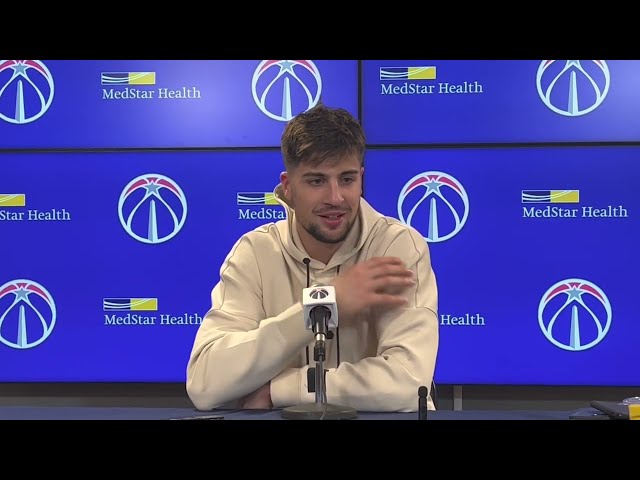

{"left": 418, "top": 385, "right": 428, "bottom": 397}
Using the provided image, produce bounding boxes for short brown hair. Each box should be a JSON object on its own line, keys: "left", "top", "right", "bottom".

{"left": 280, "top": 103, "right": 365, "bottom": 171}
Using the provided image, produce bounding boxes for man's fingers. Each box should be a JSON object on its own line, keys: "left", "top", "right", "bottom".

{"left": 371, "top": 274, "right": 415, "bottom": 292}
{"left": 370, "top": 293, "right": 408, "bottom": 308}
{"left": 365, "top": 256, "right": 405, "bottom": 267}
{"left": 368, "top": 262, "right": 414, "bottom": 280}
{"left": 381, "top": 283, "right": 414, "bottom": 295}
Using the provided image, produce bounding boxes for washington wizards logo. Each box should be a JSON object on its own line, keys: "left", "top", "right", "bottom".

{"left": 251, "top": 60, "right": 322, "bottom": 122}
{"left": 397, "top": 171, "right": 469, "bottom": 243}
{"left": 118, "top": 174, "right": 188, "bottom": 244}
{"left": 309, "top": 288, "right": 329, "bottom": 300}
{"left": 0, "top": 60, "right": 55, "bottom": 124}
{"left": 0, "top": 279, "right": 57, "bottom": 349}
{"left": 538, "top": 278, "right": 612, "bottom": 351}
{"left": 536, "top": 60, "right": 610, "bottom": 117}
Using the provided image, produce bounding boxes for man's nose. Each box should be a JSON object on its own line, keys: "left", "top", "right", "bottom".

{"left": 327, "top": 181, "right": 344, "bottom": 204}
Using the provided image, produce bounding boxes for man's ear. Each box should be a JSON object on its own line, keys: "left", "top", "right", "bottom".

{"left": 360, "top": 167, "right": 365, "bottom": 195}
{"left": 280, "top": 171, "right": 290, "bottom": 199}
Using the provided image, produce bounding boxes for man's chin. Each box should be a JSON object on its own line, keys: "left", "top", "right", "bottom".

{"left": 320, "top": 233, "right": 348, "bottom": 244}
{"left": 308, "top": 226, "right": 350, "bottom": 245}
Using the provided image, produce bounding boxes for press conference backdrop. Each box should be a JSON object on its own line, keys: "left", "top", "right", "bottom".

{"left": 362, "top": 60, "right": 640, "bottom": 144}
{"left": 0, "top": 60, "right": 358, "bottom": 149}
{"left": 0, "top": 150, "right": 288, "bottom": 381}
{"left": 365, "top": 146, "right": 637, "bottom": 386}
{"left": 0, "top": 59, "right": 637, "bottom": 387}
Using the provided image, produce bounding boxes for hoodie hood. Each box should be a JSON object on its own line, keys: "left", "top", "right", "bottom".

{"left": 273, "top": 183, "right": 377, "bottom": 273}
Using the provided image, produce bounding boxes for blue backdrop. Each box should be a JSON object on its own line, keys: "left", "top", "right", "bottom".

{"left": 1, "top": 59, "right": 637, "bottom": 387}
{"left": 0, "top": 60, "right": 358, "bottom": 148}
{"left": 0, "top": 149, "right": 287, "bottom": 381}
{"left": 362, "top": 60, "right": 640, "bottom": 144}
{"left": 363, "top": 146, "right": 637, "bottom": 386}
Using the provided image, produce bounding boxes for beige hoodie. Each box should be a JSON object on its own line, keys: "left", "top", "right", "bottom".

{"left": 186, "top": 185, "right": 439, "bottom": 412}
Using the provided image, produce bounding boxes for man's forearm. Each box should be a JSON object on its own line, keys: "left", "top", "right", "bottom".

{"left": 187, "top": 303, "right": 312, "bottom": 410}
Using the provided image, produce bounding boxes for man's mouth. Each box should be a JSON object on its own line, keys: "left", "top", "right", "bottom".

{"left": 317, "top": 212, "right": 347, "bottom": 219}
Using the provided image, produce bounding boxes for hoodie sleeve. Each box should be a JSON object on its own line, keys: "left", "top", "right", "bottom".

{"left": 186, "top": 234, "right": 313, "bottom": 411}
{"left": 270, "top": 226, "right": 439, "bottom": 412}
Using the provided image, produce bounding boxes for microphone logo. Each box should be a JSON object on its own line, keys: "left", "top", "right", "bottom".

{"left": 309, "top": 288, "right": 329, "bottom": 300}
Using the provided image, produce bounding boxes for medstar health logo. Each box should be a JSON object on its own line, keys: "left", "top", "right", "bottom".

{"left": 397, "top": 171, "right": 469, "bottom": 243}
{"left": 118, "top": 174, "right": 187, "bottom": 245}
{"left": 251, "top": 60, "right": 322, "bottom": 122}
{"left": 0, "top": 279, "right": 57, "bottom": 349}
{"left": 0, "top": 60, "right": 55, "bottom": 124}
{"left": 536, "top": 60, "right": 610, "bottom": 117}
{"left": 538, "top": 278, "right": 612, "bottom": 352}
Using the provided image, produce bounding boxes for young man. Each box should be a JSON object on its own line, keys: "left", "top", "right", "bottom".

{"left": 186, "top": 104, "right": 439, "bottom": 412}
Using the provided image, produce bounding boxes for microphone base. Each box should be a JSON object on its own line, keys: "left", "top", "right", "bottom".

{"left": 281, "top": 402, "right": 358, "bottom": 420}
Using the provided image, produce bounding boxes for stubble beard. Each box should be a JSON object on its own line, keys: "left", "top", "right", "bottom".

{"left": 304, "top": 215, "right": 357, "bottom": 245}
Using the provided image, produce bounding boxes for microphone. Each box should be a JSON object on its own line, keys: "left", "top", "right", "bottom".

{"left": 303, "top": 258, "right": 311, "bottom": 365}
{"left": 281, "top": 281, "right": 357, "bottom": 420}
{"left": 418, "top": 385, "right": 428, "bottom": 420}
{"left": 303, "top": 257, "right": 311, "bottom": 288}
{"left": 303, "top": 283, "right": 338, "bottom": 346}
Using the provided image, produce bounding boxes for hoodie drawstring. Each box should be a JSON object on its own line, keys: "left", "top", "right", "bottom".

{"left": 335, "top": 265, "right": 341, "bottom": 368}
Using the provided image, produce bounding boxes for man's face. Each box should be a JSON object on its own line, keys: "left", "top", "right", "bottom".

{"left": 281, "top": 153, "right": 363, "bottom": 245}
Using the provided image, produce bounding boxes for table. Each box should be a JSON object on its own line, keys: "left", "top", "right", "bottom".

{"left": 0, "top": 406, "right": 580, "bottom": 420}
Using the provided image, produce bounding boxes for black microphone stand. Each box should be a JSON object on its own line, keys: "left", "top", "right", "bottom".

{"left": 314, "top": 339, "right": 327, "bottom": 405}
{"left": 281, "top": 310, "right": 358, "bottom": 420}
{"left": 418, "top": 385, "right": 429, "bottom": 420}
